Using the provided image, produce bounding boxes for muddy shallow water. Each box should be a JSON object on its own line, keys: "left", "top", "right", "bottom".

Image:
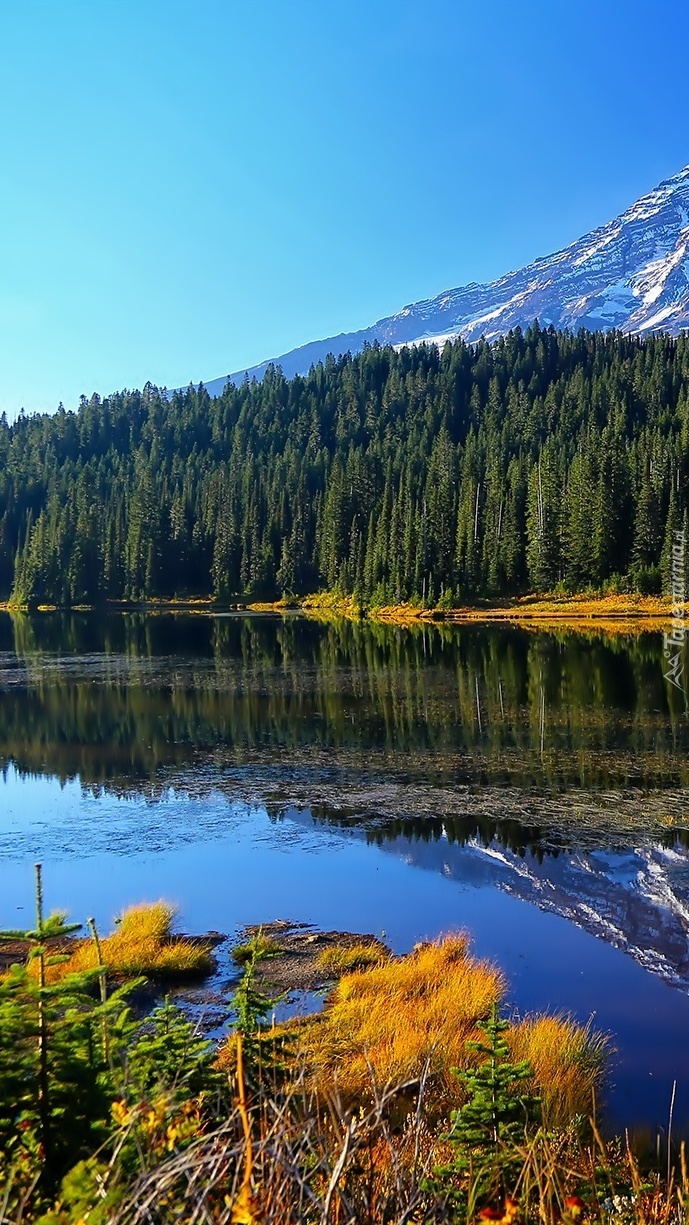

{"left": 1, "top": 610, "right": 688, "bottom": 1134}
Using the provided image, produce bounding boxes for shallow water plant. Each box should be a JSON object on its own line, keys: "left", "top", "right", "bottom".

{"left": 296, "top": 935, "right": 607, "bottom": 1132}
{"left": 231, "top": 930, "right": 280, "bottom": 965}
{"left": 300, "top": 935, "right": 505, "bottom": 1111}
{"left": 509, "top": 1013, "right": 610, "bottom": 1129}
{"left": 316, "top": 940, "right": 389, "bottom": 976}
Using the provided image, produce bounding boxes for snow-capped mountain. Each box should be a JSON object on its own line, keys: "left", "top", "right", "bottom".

{"left": 197, "top": 163, "right": 689, "bottom": 396}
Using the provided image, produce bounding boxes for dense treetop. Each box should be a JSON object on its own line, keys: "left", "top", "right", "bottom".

{"left": 2, "top": 323, "right": 689, "bottom": 607}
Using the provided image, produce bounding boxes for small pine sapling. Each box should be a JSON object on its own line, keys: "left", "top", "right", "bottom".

{"left": 430, "top": 1003, "right": 541, "bottom": 1214}
{"left": 0, "top": 866, "right": 114, "bottom": 1203}
{"left": 229, "top": 934, "right": 291, "bottom": 1100}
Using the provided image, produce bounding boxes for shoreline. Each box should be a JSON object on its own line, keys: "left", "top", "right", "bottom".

{"left": 1, "top": 591, "right": 687, "bottom": 632}
{"left": 252, "top": 591, "right": 689, "bottom": 631}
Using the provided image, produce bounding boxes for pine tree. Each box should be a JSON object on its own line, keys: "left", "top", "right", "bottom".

{"left": 0, "top": 866, "right": 114, "bottom": 1201}
{"left": 449, "top": 1005, "right": 540, "bottom": 1156}
{"left": 429, "top": 1004, "right": 540, "bottom": 1212}
{"left": 526, "top": 450, "right": 561, "bottom": 591}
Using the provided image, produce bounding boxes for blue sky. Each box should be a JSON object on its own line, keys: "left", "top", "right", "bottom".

{"left": 1, "top": 0, "right": 688, "bottom": 419}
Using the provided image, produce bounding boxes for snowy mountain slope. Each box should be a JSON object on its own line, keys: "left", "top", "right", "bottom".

{"left": 194, "top": 163, "right": 689, "bottom": 396}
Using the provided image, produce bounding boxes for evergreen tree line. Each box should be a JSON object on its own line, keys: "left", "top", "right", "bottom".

{"left": 2, "top": 323, "right": 689, "bottom": 607}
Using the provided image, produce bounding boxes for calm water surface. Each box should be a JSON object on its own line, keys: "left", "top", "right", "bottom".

{"left": 1, "top": 611, "right": 689, "bottom": 1134}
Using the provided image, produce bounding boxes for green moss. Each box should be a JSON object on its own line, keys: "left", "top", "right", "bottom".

{"left": 231, "top": 932, "right": 281, "bottom": 965}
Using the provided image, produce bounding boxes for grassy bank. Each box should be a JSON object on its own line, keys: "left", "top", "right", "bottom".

{"left": 248, "top": 590, "right": 689, "bottom": 633}
{"left": 2, "top": 585, "right": 681, "bottom": 627}
{"left": 0, "top": 597, "right": 218, "bottom": 615}
{"left": 1, "top": 888, "right": 687, "bottom": 1224}
{"left": 3, "top": 589, "right": 687, "bottom": 630}
{"left": 368, "top": 593, "right": 689, "bottom": 635}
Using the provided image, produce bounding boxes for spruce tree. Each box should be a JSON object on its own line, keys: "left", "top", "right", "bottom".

{"left": 430, "top": 1004, "right": 540, "bottom": 1211}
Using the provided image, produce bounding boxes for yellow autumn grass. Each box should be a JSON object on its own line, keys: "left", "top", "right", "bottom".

{"left": 371, "top": 592, "right": 688, "bottom": 628}
{"left": 43, "top": 902, "right": 213, "bottom": 983}
{"left": 248, "top": 589, "right": 687, "bottom": 631}
{"left": 302, "top": 592, "right": 361, "bottom": 620}
{"left": 509, "top": 1013, "right": 610, "bottom": 1128}
{"left": 284, "top": 936, "right": 606, "bottom": 1128}
{"left": 316, "top": 941, "right": 390, "bottom": 976}
{"left": 299, "top": 936, "right": 503, "bottom": 1112}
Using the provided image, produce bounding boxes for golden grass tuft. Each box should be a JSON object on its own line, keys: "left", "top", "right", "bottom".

{"left": 510, "top": 1013, "right": 609, "bottom": 1128}
{"left": 44, "top": 902, "right": 213, "bottom": 982}
{"left": 316, "top": 941, "right": 389, "bottom": 976}
{"left": 287, "top": 937, "right": 607, "bottom": 1129}
{"left": 300, "top": 935, "right": 503, "bottom": 1112}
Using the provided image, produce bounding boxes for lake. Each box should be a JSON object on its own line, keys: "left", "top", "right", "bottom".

{"left": 1, "top": 610, "right": 689, "bottom": 1135}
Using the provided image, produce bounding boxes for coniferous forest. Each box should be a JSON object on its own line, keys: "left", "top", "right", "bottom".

{"left": 2, "top": 323, "right": 689, "bottom": 609}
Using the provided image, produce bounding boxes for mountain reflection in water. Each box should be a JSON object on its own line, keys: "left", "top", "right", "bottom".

{"left": 361, "top": 821, "right": 689, "bottom": 992}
